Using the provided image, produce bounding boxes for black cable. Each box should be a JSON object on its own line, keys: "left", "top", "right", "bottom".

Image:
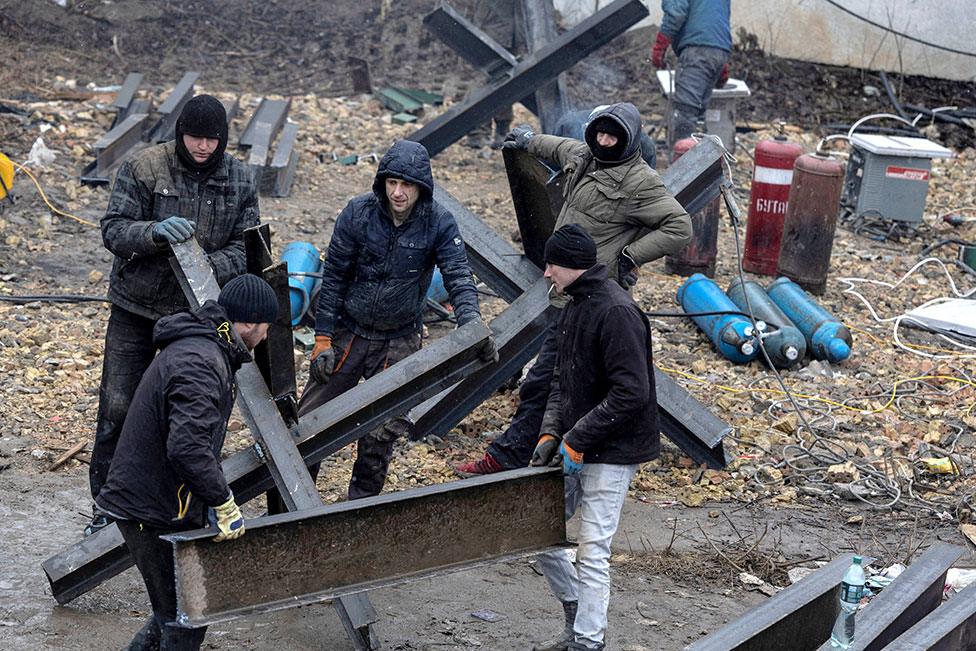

{"left": 0, "top": 294, "right": 110, "bottom": 304}
{"left": 645, "top": 309, "right": 754, "bottom": 319}
{"left": 819, "top": 0, "right": 976, "bottom": 58}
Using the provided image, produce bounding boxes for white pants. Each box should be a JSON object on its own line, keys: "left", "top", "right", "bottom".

{"left": 537, "top": 463, "right": 639, "bottom": 649}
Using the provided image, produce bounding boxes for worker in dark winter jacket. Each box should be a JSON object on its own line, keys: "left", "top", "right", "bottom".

{"left": 651, "top": 0, "right": 732, "bottom": 145}
{"left": 88, "top": 94, "right": 259, "bottom": 536}
{"left": 528, "top": 226, "right": 659, "bottom": 651}
{"left": 274, "top": 139, "right": 494, "bottom": 507}
{"left": 456, "top": 102, "right": 687, "bottom": 477}
{"left": 96, "top": 273, "right": 279, "bottom": 651}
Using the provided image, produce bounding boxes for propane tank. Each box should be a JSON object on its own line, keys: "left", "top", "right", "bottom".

{"left": 767, "top": 276, "right": 852, "bottom": 363}
{"left": 665, "top": 138, "right": 720, "bottom": 277}
{"left": 726, "top": 278, "right": 806, "bottom": 369}
{"left": 677, "top": 273, "right": 760, "bottom": 364}
{"left": 281, "top": 241, "right": 322, "bottom": 326}
{"left": 743, "top": 136, "right": 804, "bottom": 275}
{"left": 775, "top": 153, "right": 846, "bottom": 295}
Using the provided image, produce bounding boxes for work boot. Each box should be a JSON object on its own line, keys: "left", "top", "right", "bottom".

{"left": 84, "top": 504, "right": 112, "bottom": 537}
{"left": 533, "top": 600, "right": 578, "bottom": 651}
{"left": 454, "top": 452, "right": 503, "bottom": 478}
{"left": 491, "top": 120, "right": 512, "bottom": 149}
{"left": 465, "top": 132, "right": 490, "bottom": 149}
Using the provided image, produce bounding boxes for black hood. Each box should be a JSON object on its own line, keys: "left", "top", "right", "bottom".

{"left": 153, "top": 300, "right": 251, "bottom": 370}
{"left": 175, "top": 94, "right": 229, "bottom": 177}
{"left": 584, "top": 102, "right": 643, "bottom": 165}
{"left": 371, "top": 140, "right": 434, "bottom": 208}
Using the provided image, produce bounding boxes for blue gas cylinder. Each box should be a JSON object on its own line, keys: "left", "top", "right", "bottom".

{"left": 766, "top": 277, "right": 852, "bottom": 363}
{"left": 427, "top": 267, "right": 449, "bottom": 304}
{"left": 727, "top": 278, "right": 806, "bottom": 369}
{"left": 677, "top": 273, "right": 760, "bottom": 364}
{"left": 281, "top": 241, "right": 322, "bottom": 326}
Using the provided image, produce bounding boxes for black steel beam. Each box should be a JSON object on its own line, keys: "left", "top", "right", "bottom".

{"left": 654, "top": 369, "right": 729, "bottom": 469}
{"left": 111, "top": 72, "right": 143, "bottom": 127}
{"left": 817, "top": 543, "right": 964, "bottom": 651}
{"left": 86, "top": 112, "right": 149, "bottom": 179}
{"left": 686, "top": 554, "right": 871, "bottom": 651}
{"left": 164, "top": 467, "right": 568, "bottom": 627}
{"left": 239, "top": 98, "right": 291, "bottom": 149}
{"left": 408, "top": 277, "right": 555, "bottom": 440}
{"left": 880, "top": 578, "right": 976, "bottom": 650}
{"left": 502, "top": 148, "right": 561, "bottom": 268}
{"left": 520, "top": 0, "right": 569, "bottom": 133}
{"left": 149, "top": 72, "right": 199, "bottom": 143}
{"left": 434, "top": 184, "right": 542, "bottom": 302}
{"left": 268, "top": 122, "right": 300, "bottom": 198}
{"left": 409, "top": 0, "right": 648, "bottom": 156}
{"left": 661, "top": 136, "right": 725, "bottom": 216}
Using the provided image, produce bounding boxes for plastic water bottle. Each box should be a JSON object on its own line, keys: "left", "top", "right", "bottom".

{"left": 830, "top": 555, "right": 866, "bottom": 648}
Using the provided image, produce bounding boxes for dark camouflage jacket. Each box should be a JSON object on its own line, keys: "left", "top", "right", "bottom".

{"left": 100, "top": 141, "right": 260, "bottom": 319}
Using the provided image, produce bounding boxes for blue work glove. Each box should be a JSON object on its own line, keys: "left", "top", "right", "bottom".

{"left": 152, "top": 216, "right": 196, "bottom": 244}
{"left": 617, "top": 249, "right": 639, "bottom": 289}
{"left": 502, "top": 125, "right": 535, "bottom": 151}
{"left": 559, "top": 441, "right": 583, "bottom": 475}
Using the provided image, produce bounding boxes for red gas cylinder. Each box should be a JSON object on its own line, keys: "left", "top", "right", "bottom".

{"left": 743, "top": 137, "right": 805, "bottom": 275}
{"left": 776, "top": 153, "right": 846, "bottom": 295}
{"left": 665, "top": 138, "right": 720, "bottom": 277}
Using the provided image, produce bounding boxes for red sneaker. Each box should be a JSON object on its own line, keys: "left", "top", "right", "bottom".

{"left": 455, "top": 452, "right": 503, "bottom": 478}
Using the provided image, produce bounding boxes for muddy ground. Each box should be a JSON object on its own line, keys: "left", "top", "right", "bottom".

{"left": 2, "top": 1, "right": 976, "bottom": 650}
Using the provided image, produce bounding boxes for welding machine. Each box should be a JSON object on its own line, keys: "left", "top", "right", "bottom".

{"left": 840, "top": 134, "right": 953, "bottom": 223}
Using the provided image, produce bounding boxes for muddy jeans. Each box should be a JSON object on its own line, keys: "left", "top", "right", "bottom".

{"left": 90, "top": 305, "right": 158, "bottom": 499}
{"left": 117, "top": 520, "right": 207, "bottom": 650}
{"left": 670, "top": 45, "right": 729, "bottom": 146}
{"left": 268, "top": 328, "right": 422, "bottom": 509}
{"left": 486, "top": 315, "right": 559, "bottom": 468}
{"left": 536, "top": 463, "right": 639, "bottom": 649}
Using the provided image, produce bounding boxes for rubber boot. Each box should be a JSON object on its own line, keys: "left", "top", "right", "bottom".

{"left": 532, "top": 600, "right": 578, "bottom": 651}
{"left": 127, "top": 616, "right": 161, "bottom": 650}
{"left": 491, "top": 119, "right": 512, "bottom": 150}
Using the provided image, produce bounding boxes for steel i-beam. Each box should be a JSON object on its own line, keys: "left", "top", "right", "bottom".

{"left": 268, "top": 122, "right": 300, "bottom": 198}
{"left": 111, "top": 73, "right": 143, "bottom": 127}
{"left": 409, "top": 0, "right": 648, "bottom": 156}
{"left": 816, "top": 543, "right": 964, "bottom": 651}
{"left": 879, "top": 567, "right": 976, "bottom": 650}
{"left": 239, "top": 98, "right": 291, "bottom": 149}
{"left": 80, "top": 112, "right": 150, "bottom": 185}
{"left": 520, "top": 0, "right": 569, "bottom": 133}
{"left": 164, "top": 467, "right": 568, "bottom": 627}
{"left": 149, "top": 72, "right": 200, "bottom": 143}
{"left": 686, "top": 554, "right": 872, "bottom": 650}
{"left": 502, "top": 148, "right": 562, "bottom": 269}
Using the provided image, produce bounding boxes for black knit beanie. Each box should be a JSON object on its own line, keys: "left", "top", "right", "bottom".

{"left": 587, "top": 116, "right": 628, "bottom": 162}
{"left": 175, "top": 94, "right": 228, "bottom": 175}
{"left": 218, "top": 274, "right": 279, "bottom": 324}
{"left": 544, "top": 224, "right": 597, "bottom": 269}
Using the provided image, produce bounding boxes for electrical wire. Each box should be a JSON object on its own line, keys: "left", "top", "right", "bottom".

{"left": 818, "top": 0, "right": 976, "bottom": 58}
{"left": 0, "top": 294, "right": 109, "bottom": 304}
{"left": 9, "top": 161, "right": 99, "bottom": 228}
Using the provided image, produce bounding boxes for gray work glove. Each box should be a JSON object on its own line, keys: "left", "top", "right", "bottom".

{"left": 309, "top": 335, "right": 337, "bottom": 385}
{"left": 502, "top": 125, "right": 535, "bottom": 151}
{"left": 617, "top": 249, "right": 639, "bottom": 289}
{"left": 152, "top": 216, "right": 196, "bottom": 244}
{"left": 529, "top": 434, "right": 561, "bottom": 466}
{"left": 479, "top": 333, "right": 499, "bottom": 364}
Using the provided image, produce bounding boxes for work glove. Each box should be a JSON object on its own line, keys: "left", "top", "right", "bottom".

{"left": 651, "top": 32, "right": 671, "bottom": 68}
{"left": 716, "top": 62, "right": 729, "bottom": 87}
{"left": 530, "top": 434, "right": 561, "bottom": 467}
{"left": 479, "top": 333, "right": 499, "bottom": 364}
{"left": 152, "top": 215, "right": 196, "bottom": 244}
{"left": 212, "top": 494, "right": 245, "bottom": 542}
{"left": 502, "top": 125, "right": 535, "bottom": 151}
{"left": 309, "top": 335, "right": 336, "bottom": 385}
{"left": 617, "top": 249, "right": 639, "bottom": 289}
{"left": 559, "top": 440, "right": 584, "bottom": 475}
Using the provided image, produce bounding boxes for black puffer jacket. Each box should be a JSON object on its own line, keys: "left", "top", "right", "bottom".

{"left": 541, "top": 265, "right": 660, "bottom": 464}
{"left": 96, "top": 301, "right": 251, "bottom": 529}
{"left": 314, "top": 140, "right": 481, "bottom": 339}
{"left": 101, "top": 141, "right": 260, "bottom": 320}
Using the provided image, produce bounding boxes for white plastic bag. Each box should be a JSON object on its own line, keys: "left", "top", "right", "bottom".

{"left": 26, "top": 137, "right": 56, "bottom": 167}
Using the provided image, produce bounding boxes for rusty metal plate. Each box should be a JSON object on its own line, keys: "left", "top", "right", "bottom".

{"left": 166, "top": 467, "right": 568, "bottom": 627}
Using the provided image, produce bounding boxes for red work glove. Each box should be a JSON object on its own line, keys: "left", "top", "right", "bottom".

{"left": 717, "top": 63, "right": 729, "bottom": 87}
{"left": 651, "top": 32, "right": 671, "bottom": 68}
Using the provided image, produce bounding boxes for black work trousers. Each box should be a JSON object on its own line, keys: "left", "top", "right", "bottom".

{"left": 117, "top": 520, "right": 207, "bottom": 650}
{"left": 487, "top": 314, "right": 559, "bottom": 468}
{"left": 90, "top": 305, "right": 157, "bottom": 499}
{"left": 267, "top": 328, "right": 421, "bottom": 512}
